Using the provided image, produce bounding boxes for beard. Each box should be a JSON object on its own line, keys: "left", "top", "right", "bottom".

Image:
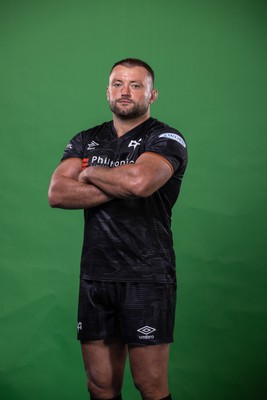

{"left": 109, "top": 99, "right": 149, "bottom": 120}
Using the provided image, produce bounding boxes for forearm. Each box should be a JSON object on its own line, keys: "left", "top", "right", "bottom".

{"left": 48, "top": 175, "right": 113, "bottom": 209}
{"left": 78, "top": 153, "right": 173, "bottom": 199}
{"left": 79, "top": 165, "right": 142, "bottom": 198}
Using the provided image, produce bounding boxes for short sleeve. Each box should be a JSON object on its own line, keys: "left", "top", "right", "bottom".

{"left": 144, "top": 129, "right": 188, "bottom": 173}
{"left": 61, "top": 131, "right": 85, "bottom": 161}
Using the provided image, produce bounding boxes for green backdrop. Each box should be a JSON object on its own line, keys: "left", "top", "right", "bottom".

{"left": 1, "top": 1, "right": 267, "bottom": 399}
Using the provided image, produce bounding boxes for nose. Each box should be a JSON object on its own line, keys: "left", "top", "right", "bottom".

{"left": 121, "top": 84, "right": 131, "bottom": 96}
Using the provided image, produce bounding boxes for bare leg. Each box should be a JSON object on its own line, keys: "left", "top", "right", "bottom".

{"left": 81, "top": 339, "right": 128, "bottom": 399}
{"left": 129, "top": 344, "right": 170, "bottom": 400}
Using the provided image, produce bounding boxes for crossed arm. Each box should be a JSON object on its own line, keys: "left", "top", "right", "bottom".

{"left": 48, "top": 152, "right": 173, "bottom": 209}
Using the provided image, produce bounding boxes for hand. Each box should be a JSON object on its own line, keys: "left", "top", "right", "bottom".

{"left": 78, "top": 167, "right": 90, "bottom": 183}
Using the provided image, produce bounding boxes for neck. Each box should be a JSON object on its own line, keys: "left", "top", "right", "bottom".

{"left": 113, "top": 112, "right": 150, "bottom": 137}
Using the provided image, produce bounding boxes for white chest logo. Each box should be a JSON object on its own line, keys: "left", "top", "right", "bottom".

{"left": 128, "top": 139, "right": 142, "bottom": 150}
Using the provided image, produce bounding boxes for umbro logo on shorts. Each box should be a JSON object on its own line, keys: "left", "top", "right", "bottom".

{"left": 137, "top": 325, "right": 156, "bottom": 339}
{"left": 77, "top": 322, "right": 82, "bottom": 331}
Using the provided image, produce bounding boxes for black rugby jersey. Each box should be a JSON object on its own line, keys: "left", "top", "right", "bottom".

{"left": 62, "top": 117, "right": 188, "bottom": 283}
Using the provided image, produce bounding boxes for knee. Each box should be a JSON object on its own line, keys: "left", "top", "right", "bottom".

{"left": 86, "top": 373, "right": 106, "bottom": 396}
{"left": 85, "top": 369, "right": 122, "bottom": 398}
{"left": 133, "top": 368, "right": 169, "bottom": 400}
{"left": 132, "top": 370, "right": 163, "bottom": 399}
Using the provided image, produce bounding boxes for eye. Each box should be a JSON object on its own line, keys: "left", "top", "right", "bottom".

{"left": 112, "top": 82, "right": 122, "bottom": 88}
{"left": 131, "top": 83, "right": 141, "bottom": 89}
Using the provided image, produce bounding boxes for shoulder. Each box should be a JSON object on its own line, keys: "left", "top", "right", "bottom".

{"left": 67, "top": 121, "right": 113, "bottom": 145}
{"left": 79, "top": 121, "right": 113, "bottom": 138}
{"left": 61, "top": 121, "right": 113, "bottom": 160}
{"left": 146, "top": 118, "right": 187, "bottom": 148}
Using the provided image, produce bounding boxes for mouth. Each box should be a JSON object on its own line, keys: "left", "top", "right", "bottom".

{"left": 117, "top": 99, "right": 133, "bottom": 104}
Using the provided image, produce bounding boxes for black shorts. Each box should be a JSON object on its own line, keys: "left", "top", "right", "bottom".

{"left": 77, "top": 280, "right": 177, "bottom": 346}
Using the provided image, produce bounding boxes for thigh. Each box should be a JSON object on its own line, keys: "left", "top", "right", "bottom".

{"left": 129, "top": 343, "right": 170, "bottom": 375}
{"left": 129, "top": 344, "right": 170, "bottom": 397}
{"left": 81, "top": 339, "right": 128, "bottom": 397}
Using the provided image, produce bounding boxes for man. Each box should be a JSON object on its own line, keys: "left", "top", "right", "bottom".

{"left": 48, "top": 58, "right": 188, "bottom": 400}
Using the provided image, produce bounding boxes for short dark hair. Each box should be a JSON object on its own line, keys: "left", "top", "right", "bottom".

{"left": 110, "top": 58, "right": 155, "bottom": 85}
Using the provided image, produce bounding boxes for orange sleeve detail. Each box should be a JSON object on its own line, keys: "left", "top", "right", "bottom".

{"left": 144, "top": 152, "right": 174, "bottom": 174}
{"left": 82, "top": 158, "right": 89, "bottom": 170}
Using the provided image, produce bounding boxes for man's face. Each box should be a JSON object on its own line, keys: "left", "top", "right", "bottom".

{"left": 107, "top": 65, "right": 157, "bottom": 119}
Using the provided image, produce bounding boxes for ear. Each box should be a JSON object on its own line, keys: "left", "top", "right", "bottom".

{"left": 149, "top": 89, "right": 158, "bottom": 104}
{"left": 106, "top": 85, "right": 110, "bottom": 101}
